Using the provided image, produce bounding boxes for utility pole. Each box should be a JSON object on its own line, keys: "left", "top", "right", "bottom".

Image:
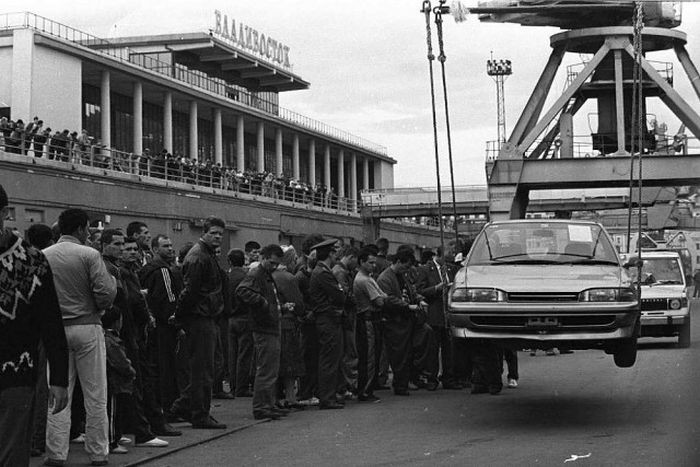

{"left": 487, "top": 54, "right": 512, "bottom": 149}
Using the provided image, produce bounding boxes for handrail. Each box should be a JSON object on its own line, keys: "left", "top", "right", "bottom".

{"left": 0, "top": 134, "right": 360, "bottom": 214}
{"left": 0, "top": 12, "right": 388, "bottom": 157}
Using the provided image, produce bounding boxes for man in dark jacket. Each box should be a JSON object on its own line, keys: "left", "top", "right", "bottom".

{"left": 415, "top": 250, "right": 460, "bottom": 389}
{"left": 0, "top": 184, "right": 68, "bottom": 466}
{"left": 227, "top": 248, "right": 253, "bottom": 397}
{"left": 172, "top": 217, "right": 227, "bottom": 429}
{"left": 309, "top": 238, "right": 347, "bottom": 409}
{"left": 140, "top": 235, "right": 183, "bottom": 411}
{"left": 236, "top": 244, "right": 286, "bottom": 420}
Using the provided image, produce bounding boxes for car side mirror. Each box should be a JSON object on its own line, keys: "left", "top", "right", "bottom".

{"left": 623, "top": 258, "right": 643, "bottom": 269}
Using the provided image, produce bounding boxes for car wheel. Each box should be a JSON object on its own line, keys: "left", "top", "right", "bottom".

{"left": 678, "top": 316, "right": 691, "bottom": 349}
{"left": 613, "top": 338, "right": 638, "bottom": 368}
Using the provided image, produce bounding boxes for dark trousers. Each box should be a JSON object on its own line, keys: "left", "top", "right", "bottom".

{"left": 0, "top": 386, "right": 34, "bottom": 466}
{"left": 298, "top": 321, "right": 319, "bottom": 400}
{"left": 187, "top": 317, "right": 217, "bottom": 424}
{"left": 315, "top": 313, "right": 344, "bottom": 405}
{"left": 232, "top": 318, "right": 254, "bottom": 396}
{"left": 356, "top": 317, "right": 377, "bottom": 396}
{"left": 124, "top": 346, "right": 156, "bottom": 443}
{"left": 452, "top": 337, "right": 474, "bottom": 385}
{"left": 252, "top": 332, "right": 281, "bottom": 414}
{"left": 499, "top": 348, "right": 519, "bottom": 380}
{"left": 470, "top": 341, "right": 503, "bottom": 390}
{"left": 383, "top": 315, "right": 413, "bottom": 391}
{"left": 107, "top": 393, "right": 128, "bottom": 450}
{"left": 432, "top": 325, "right": 456, "bottom": 384}
{"left": 411, "top": 322, "right": 438, "bottom": 384}
{"left": 156, "top": 324, "right": 179, "bottom": 410}
{"left": 31, "top": 344, "right": 48, "bottom": 451}
{"left": 213, "top": 317, "right": 229, "bottom": 393}
{"left": 139, "top": 335, "right": 166, "bottom": 431}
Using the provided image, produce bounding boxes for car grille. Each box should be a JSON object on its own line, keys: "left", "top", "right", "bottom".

{"left": 507, "top": 292, "right": 579, "bottom": 302}
{"left": 471, "top": 315, "right": 617, "bottom": 327}
{"left": 641, "top": 298, "right": 668, "bottom": 311}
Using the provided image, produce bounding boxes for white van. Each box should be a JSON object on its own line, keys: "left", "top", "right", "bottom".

{"left": 624, "top": 251, "right": 690, "bottom": 348}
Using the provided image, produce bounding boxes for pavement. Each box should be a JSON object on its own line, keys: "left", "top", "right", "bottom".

{"left": 30, "top": 397, "right": 267, "bottom": 467}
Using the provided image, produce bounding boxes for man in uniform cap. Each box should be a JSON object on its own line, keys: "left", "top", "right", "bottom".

{"left": 308, "top": 238, "right": 347, "bottom": 409}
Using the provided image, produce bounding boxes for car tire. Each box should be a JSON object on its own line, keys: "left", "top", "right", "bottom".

{"left": 678, "top": 316, "right": 691, "bottom": 349}
{"left": 613, "top": 338, "right": 638, "bottom": 368}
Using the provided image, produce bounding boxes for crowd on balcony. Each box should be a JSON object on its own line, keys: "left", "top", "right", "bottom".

{"left": 0, "top": 116, "right": 356, "bottom": 211}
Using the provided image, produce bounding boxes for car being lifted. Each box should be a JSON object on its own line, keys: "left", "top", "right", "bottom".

{"left": 448, "top": 219, "right": 641, "bottom": 368}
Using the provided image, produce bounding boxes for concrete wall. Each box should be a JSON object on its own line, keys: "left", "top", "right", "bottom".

{"left": 8, "top": 29, "right": 82, "bottom": 129}
{"left": 0, "top": 39, "right": 13, "bottom": 108}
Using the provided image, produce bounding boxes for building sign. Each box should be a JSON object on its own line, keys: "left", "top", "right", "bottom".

{"left": 213, "top": 10, "right": 291, "bottom": 70}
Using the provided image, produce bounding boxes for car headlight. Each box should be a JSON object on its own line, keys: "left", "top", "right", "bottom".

{"left": 668, "top": 298, "right": 684, "bottom": 310}
{"left": 451, "top": 288, "right": 507, "bottom": 302}
{"left": 579, "top": 288, "right": 636, "bottom": 302}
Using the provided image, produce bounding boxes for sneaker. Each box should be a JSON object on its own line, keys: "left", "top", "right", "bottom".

{"left": 135, "top": 437, "right": 169, "bottom": 448}
{"left": 70, "top": 433, "right": 85, "bottom": 444}
{"left": 119, "top": 436, "right": 132, "bottom": 445}
{"left": 298, "top": 397, "right": 320, "bottom": 406}
{"left": 358, "top": 393, "right": 381, "bottom": 402}
{"left": 507, "top": 378, "right": 518, "bottom": 388}
{"left": 191, "top": 417, "right": 227, "bottom": 429}
{"left": 111, "top": 445, "right": 128, "bottom": 454}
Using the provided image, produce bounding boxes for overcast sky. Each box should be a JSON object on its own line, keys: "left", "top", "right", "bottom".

{"left": 3, "top": 1, "right": 699, "bottom": 188}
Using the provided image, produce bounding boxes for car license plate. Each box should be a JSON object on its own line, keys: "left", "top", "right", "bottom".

{"left": 527, "top": 317, "right": 559, "bottom": 327}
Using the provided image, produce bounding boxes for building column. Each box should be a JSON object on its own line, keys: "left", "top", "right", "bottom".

{"left": 133, "top": 81, "right": 143, "bottom": 155}
{"left": 257, "top": 121, "right": 265, "bottom": 172}
{"left": 163, "top": 92, "right": 173, "bottom": 153}
{"left": 275, "top": 128, "right": 283, "bottom": 176}
{"left": 350, "top": 152, "right": 358, "bottom": 207}
{"left": 373, "top": 161, "right": 382, "bottom": 189}
{"left": 362, "top": 157, "right": 370, "bottom": 190}
{"left": 324, "top": 144, "right": 331, "bottom": 190}
{"left": 292, "top": 134, "right": 300, "bottom": 179}
{"left": 236, "top": 115, "right": 245, "bottom": 171}
{"left": 337, "top": 149, "right": 345, "bottom": 198}
{"left": 214, "top": 108, "right": 223, "bottom": 165}
{"left": 308, "top": 139, "right": 316, "bottom": 187}
{"left": 189, "top": 101, "right": 198, "bottom": 159}
{"left": 101, "top": 71, "right": 111, "bottom": 148}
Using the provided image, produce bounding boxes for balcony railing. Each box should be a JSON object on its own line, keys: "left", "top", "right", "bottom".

{"left": 0, "top": 136, "right": 360, "bottom": 214}
{"left": 0, "top": 12, "right": 388, "bottom": 157}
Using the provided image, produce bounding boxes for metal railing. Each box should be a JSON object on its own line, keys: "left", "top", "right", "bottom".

{"left": 0, "top": 136, "right": 359, "bottom": 214}
{"left": 566, "top": 59, "right": 674, "bottom": 88}
{"left": 0, "top": 12, "right": 388, "bottom": 157}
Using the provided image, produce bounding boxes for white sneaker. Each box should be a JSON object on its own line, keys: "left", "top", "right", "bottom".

{"left": 70, "top": 433, "right": 85, "bottom": 444}
{"left": 119, "top": 436, "right": 132, "bottom": 445}
{"left": 507, "top": 378, "right": 518, "bottom": 388}
{"left": 111, "top": 445, "right": 128, "bottom": 454}
{"left": 135, "top": 437, "right": 169, "bottom": 448}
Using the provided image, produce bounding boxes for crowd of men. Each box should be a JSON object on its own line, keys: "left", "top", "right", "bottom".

{"left": 0, "top": 178, "right": 521, "bottom": 467}
{"left": 0, "top": 116, "right": 348, "bottom": 210}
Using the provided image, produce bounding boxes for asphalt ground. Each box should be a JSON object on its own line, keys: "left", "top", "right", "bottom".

{"left": 32, "top": 300, "right": 700, "bottom": 467}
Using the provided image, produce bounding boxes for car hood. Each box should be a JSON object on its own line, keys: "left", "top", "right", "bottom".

{"left": 639, "top": 284, "right": 686, "bottom": 299}
{"left": 464, "top": 264, "right": 627, "bottom": 292}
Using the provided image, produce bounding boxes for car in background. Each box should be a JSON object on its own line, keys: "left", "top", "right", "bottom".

{"left": 621, "top": 250, "right": 690, "bottom": 348}
{"left": 448, "top": 219, "right": 641, "bottom": 368}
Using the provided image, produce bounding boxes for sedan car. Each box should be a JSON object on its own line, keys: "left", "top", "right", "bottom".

{"left": 448, "top": 219, "right": 641, "bottom": 367}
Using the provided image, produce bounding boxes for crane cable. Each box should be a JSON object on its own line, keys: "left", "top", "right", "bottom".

{"left": 422, "top": 1, "right": 446, "bottom": 258}
{"left": 434, "top": 2, "right": 461, "bottom": 246}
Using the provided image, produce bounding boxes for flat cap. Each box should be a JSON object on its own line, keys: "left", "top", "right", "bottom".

{"left": 311, "top": 238, "right": 339, "bottom": 251}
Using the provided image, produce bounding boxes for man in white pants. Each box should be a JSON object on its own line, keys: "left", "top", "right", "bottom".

{"left": 44, "top": 209, "right": 117, "bottom": 467}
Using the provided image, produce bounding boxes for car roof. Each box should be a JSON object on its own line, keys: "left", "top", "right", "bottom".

{"left": 625, "top": 251, "right": 681, "bottom": 259}
{"left": 486, "top": 219, "right": 602, "bottom": 226}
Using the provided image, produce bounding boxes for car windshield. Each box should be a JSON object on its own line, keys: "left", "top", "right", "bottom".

{"left": 628, "top": 257, "right": 684, "bottom": 285}
{"left": 468, "top": 222, "right": 620, "bottom": 265}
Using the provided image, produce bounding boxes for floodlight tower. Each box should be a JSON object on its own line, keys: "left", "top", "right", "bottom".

{"left": 486, "top": 55, "right": 512, "bottom": 149}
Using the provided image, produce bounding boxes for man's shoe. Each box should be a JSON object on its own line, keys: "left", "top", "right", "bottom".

{"left": 153, "top": 423, "right": 182, "bottom": 437}
{"left": 253, "top": 411, "right": 281, "bottom": 420}
{"left": 192, "top": 417, "right": 227, "bottom": 429}
{"left": 111, "top": 445, "right": 128, "bottom": 454}
{"left": 507, "top": 378, "right": 518, "bottom": 388}
{"left": 90, "top": 460, "right": 108, "bottom": 467}
{"left": 70, "top": 433, "right": 85, "bottom": 444}
{"left": 425, "top": 381, "right": 439, "bottom": 391}
{"left": 213, "top": 391, "right": 235, "bottom": 400}
{"left": 167, "top": 407, "right": 190, "bottom": 422}
{"left": 470, "top": 384, "right": 488, "bottom": 394}
{"left": 319, "top": 402, "right": 345, "bottom": 409}
{"left": 119, "top": 436, "right": 132, "bottom": 445}
{"left": 489, "top": 386, "right": 502, "bottom": 395}
{"left": 271, "top": 407, "right": 290, "bottom": 417}
{"left": 43, "top": 459, "right": 65, "bottom": 467}
{"left": 393, "top": 389, "right": 410, "bottom": 396}
{"left": 358, "top": 393, "right": 381, "bottom": 402}
{"left": 135, "top": 437, "right": 169, "bottom": 447}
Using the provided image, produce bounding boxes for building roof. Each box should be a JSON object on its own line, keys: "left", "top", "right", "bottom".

{"left": 91, "top": 32, "right": 310, "bottom": 92}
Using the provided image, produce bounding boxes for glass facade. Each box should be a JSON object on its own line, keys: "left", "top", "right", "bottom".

{"left": 143, "top": 101, "right": 164, "bottom": 154}
{"left": 110, "top": 92, "right": 134, "bottom": 153}
{"left": 82, "top": 84, "right": 101, "bottom": 141}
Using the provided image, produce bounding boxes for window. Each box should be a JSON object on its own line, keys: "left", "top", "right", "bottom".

{"left": 24, "top": 209, "right": 45, "bottom": 223}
